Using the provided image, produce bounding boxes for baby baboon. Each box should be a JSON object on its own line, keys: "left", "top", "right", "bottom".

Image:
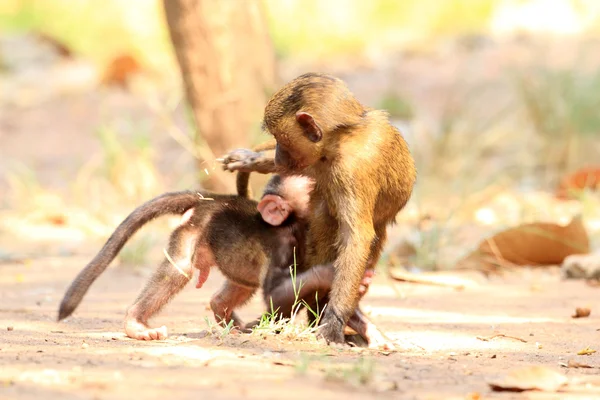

{"left": 58, "top": 174, "right": 311, "bottom": 340}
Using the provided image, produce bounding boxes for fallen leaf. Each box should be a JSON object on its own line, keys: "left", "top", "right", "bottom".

{"left": 567, "top": 359, "right": 594, "bottom": 369}
{"left": 45, "top": 213, "right": 67, "bottom": 226}
{"left": 556, "top": 166, "right": 600, "bottom": 200}
{"left": 102, "top": 54, "right": 142, "bottom": 88}
{"left": 572, "top": 307, "right": 591, "bottom": 318}
{"left": 488, "top": 365, "right": 568, "bottom": 392}
{"left": 458, "top": 216, "right": 589, "bottom": 273}
{"left": 577, "top": 347, "right": 596, "bottom": 356}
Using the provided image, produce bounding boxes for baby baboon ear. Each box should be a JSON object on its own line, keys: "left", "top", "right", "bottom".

{"left": 296, "top": 111, "right": 322, "bottom": 143}
{"left": 257, "top": 194, "right": 291, "bottom": 226}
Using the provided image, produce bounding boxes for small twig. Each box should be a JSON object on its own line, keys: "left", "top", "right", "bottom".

{"left": 163, "top": 248, "right": 191, "bottom": 280}
{"left": 476, "top": 334, "right": 528, "bottom": 343}
{"left": 388, "top": 269, "right": 473, "bottom": 290}
{"left": 196, "top": 192, "right": 214, "bottom": 201}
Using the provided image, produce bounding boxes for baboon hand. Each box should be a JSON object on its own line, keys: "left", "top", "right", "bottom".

{"left": 221, "top": 149, "right": 263, "bottom": 172}
{"left": 221, "top": 148, "right": 277, "bottom": 174}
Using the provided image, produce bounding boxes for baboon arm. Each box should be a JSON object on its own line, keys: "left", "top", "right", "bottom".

{"left": 252, "top": 139, "right": 277, "bottom": 152}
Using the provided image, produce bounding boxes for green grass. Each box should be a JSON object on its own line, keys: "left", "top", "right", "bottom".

{"left": 251, "top": 249, "right": 321, "bottom": 340}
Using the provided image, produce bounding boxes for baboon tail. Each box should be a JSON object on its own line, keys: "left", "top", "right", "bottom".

{"left": 57, "top": 190, "right": 205, "bottom": 321}
{"left": 236, "top": 171, "right": 252, "bottom": 199}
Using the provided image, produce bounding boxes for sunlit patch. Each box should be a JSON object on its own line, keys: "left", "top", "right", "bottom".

{"left": 139, "top": 346, "right": 219, "bottom": 362}
{"left": 386, "top": 330, "right": 526, "bottom": 352}
{"left": 365, "top": 306, "right": 555, "bottom": 325}
{"left": 475, "top": 207, "right": 497, "bottom": 225}
{"left": 491, "top": 0, "right": 599, "bottom": 35}
{"left": 17, "top": 369, "right": 73, "bottom": 386}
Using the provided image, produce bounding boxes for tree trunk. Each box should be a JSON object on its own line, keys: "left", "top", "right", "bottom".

{"left": 163, "top": 0, "right": 275, "bottom": 191}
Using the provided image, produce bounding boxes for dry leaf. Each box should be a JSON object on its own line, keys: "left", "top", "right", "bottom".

{"left": 567, "top": 359, "right": 594, "bottom": 369}
{"left": 572, "top": 307, "right": 591, "bottom": 318}
{"left": 577, "top": 347, "right": 596, "bottom": 356}
{"left": 556, "top": 166, "right": 600, "bottom": 199}
{"left": 102, "top": 54, "right": 142, "bottom": 88}
{"left": 458, "top": 216, "right": 589, "bottom": 273}
{"left": 488, "top": 365, "right": 568, "bottom": 392}
{"left": 46, "top": 214, "right": 67, "bottom": 226}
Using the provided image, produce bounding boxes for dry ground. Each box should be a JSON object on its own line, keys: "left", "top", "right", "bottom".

{"left": 1, "top": 257, "right": 598, "bottom": 400}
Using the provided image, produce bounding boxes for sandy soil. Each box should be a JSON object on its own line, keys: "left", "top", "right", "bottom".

{"left": 1, "top": 257, "right": 598, "bottom": 400}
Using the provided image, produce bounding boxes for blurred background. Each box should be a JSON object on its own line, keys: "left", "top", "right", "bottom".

{"left": 1, "top": 0, "right": 599, "bottom": 272}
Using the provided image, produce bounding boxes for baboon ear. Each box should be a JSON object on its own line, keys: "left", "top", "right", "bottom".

{"left": 295, "top": 111, "right": 322, "bottom": 143}
{"left": 258, "top": 194, "right": 291, "bottom": 226}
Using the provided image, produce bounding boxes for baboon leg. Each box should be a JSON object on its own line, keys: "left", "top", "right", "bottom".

{"left": 210, "top": 280, "right": 256, "bottom": 331}
{"left": 125, "top": 227, "right": 197, "bottom": 340}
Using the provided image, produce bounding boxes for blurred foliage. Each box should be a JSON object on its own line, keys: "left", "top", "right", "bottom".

{"left": 0, "top": 0, "right": 498, "bottom": 70}
{"left": 0, "top": 0, "right": 173, "bottom": 71}
{"left": 117, "top": 233, "right": 156, "bottom": 269}
{"left": 516, "top": 68, "right": 600, "bottom": 138}
{"left": 515, "top": 67, "right": 600, "bottom": 174}
{"left": 93, "top": 126, "right": 160, "bottom": 204}
{"left": 265, "top": 0, "right": 496, "bottom": 58}
{"left": 376, "top": 92, "right": 414, "bottom": 120}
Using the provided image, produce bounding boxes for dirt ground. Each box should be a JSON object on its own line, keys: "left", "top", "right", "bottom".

{"left": 1, "top": 257, "right": 598, "bottom": 400}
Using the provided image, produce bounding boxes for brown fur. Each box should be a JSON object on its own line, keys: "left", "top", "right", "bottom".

{"left": 223, "top": 73, "right": 416, "bottom": 343}
{"left": 58, "top": 179, "right": 311, "bottom": 340}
